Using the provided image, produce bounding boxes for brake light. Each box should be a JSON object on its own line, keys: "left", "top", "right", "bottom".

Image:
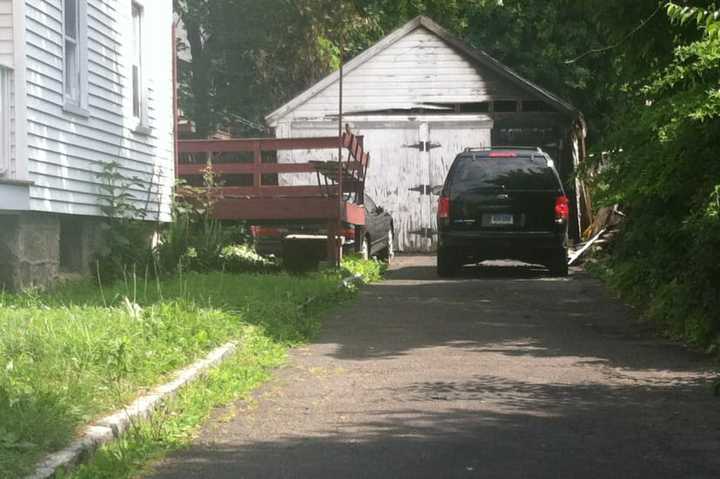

{"left": 251, "top": 226, "right": 284, "bottom": 238}
{"left": 438, "top": 196, "right": 450, "bottom": 219}
{"left": 340, "top": 228, "right": 356, "bottom": 240}
{"left": 489, "top": 151, "right": 517, "bottom": 158}
{"left": 555, "top": 196, "right": 569, "bottom": 220}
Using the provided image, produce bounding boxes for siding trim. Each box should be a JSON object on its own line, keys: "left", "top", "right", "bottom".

{"left": 12, "top": 0, "right": 27, "bottom": 180}
{"left": 0, "top": 66, "right": 10, "bottom": 175}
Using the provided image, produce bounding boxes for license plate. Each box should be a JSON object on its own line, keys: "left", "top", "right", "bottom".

{"left": 490, "top": 214, "right": 514, "bottom": 225}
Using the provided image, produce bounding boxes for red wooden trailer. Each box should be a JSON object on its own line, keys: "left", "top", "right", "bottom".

{"left": 176, "top": 128, "right": 370, "bottom": 268}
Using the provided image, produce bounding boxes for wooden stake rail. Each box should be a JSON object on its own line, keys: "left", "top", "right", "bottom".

{"left": 176, "top": 129, "right": 370, "bottom": 224}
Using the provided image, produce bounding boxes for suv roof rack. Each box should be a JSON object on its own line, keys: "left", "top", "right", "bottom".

{"left": 463, "top": 146, "right": 544, "bottom": 153}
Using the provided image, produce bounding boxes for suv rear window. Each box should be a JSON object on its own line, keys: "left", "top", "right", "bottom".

{"left": 449, "top": 156, "right": 559, "bottom": 192}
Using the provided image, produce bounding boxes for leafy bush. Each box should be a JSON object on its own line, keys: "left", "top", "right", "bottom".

{"left": 590, "top": 4, "right": 720, "bottom": 347}
{"left": 341, "top": 255, "right": 387, "bottom": 284}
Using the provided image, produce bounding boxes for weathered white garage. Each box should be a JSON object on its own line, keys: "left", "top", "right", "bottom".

{"left": 266, "top": 16, "right": 588, "bottom": 252}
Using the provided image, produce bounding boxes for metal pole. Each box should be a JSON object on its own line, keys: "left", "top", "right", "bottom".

{"left": 335, "top": 32, "right": 344, "bottom": 268}
{"left": 172, "top": 22, "right": 179, "bottom": 178}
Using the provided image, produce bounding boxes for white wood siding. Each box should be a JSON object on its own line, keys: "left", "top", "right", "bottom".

{"left": 0, "top": 0, "right": 12, "bottom": 67}
{"left": 278, "top": 28, "right": 528, "bottom": 122}
{"left": 24, "top": 0, "right": 174, "bottom": 220}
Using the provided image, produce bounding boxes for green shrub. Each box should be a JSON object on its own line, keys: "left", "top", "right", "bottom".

{"left": 588, "top": 5, "right": 720, "bottom": 348}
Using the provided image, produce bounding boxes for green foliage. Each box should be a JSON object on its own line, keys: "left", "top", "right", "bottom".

{"left": 0, "top": 270, "right": 349, "bottom": 477}
{"left": 95, "top": 161, "right": 155, "bottom": 281}
{"left": 341, "top": 255, "right": 387, "bottom": 284}
{"left": 155, "top": 174, "right": 254, "bottom": 274}
{"left": 667, "top": 3, "right": 720, "bottom": 40}
{"left": 96, "top": 164, "right": 265, "bottom": 280}
{"left": 175, "top": 0, "right": 346, "bottom": 137}
{"left": 591, "top": 3, "right": 720, "bottom": 347}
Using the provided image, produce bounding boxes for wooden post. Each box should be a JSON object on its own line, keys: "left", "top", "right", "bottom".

{"left": 253, "top": 141, "right": 262, "bottom": 188}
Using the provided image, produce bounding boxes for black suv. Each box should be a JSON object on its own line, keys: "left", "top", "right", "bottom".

{"left": 437, "top": 147, "right": 569, "bottom": 277}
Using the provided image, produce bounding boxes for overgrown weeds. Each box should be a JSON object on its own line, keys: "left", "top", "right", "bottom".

{"left": 0, "top": 270, "right": 350, "bottom": 478}
{"left": 341, "top": 255, "right": 387, "bottom": 284}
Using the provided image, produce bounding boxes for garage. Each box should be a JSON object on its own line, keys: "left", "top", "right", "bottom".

{"left": 266, "top": 16, "right": 589, "bottom": 253}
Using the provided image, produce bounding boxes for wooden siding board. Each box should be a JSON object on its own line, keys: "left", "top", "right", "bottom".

{"left": 22, "top": 0, "right": 174, "bottom": 221}
{"left": 0, "top": 0, "right": 12, "bottom": 67}
{"left": 29, "top": 157, "right": 174, "bottom": 191}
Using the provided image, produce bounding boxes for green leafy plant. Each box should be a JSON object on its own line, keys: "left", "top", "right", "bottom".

{"left": 588, "top": 3, "right": 720, "bottom": 348}
{"left": 96, "top": 161, "right": 155, "bottom": 281}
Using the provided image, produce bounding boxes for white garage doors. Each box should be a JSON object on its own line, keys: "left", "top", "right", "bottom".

{"left": 281, "top": 116, "right": 492, "bottom": 252}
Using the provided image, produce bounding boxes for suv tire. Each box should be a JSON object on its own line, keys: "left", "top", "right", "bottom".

{"left": 437, "top": 248, "right": 460, "bottom": 278}
{"left": 548, "top": 249, "right": 569, "bottom": 277}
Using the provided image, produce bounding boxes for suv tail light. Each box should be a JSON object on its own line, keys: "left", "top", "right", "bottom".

{"left": 555, "top": 196, "right": 569, "bottom": 220}
{"left": 489, "top": 151, "right": 517, "bottom": 158}
{"left": 438, "top": 196, "right": 450, "bottom": 219}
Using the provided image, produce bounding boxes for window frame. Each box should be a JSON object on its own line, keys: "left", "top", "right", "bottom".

{"left": 62, "top": 0, "right": 89, "bottom": 116}
{"left": 131, "top": 1, "right": 149, "bottom": 132}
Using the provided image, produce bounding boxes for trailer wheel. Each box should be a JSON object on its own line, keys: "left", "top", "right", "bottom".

{"left": 283, "top": 241, "right": 320, "bottom": 274}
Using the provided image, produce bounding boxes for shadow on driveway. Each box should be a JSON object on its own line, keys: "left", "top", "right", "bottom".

{"left": 148, "top": 256, "right": 720, "bottom": 479}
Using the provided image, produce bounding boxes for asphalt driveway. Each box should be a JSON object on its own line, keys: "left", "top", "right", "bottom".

{"left": 149, "top": 256, "right": 720, "bottom": 479}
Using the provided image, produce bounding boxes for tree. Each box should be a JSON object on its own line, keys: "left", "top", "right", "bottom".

{"left": 175, "top": 0, "right": 357, "bottom": 138}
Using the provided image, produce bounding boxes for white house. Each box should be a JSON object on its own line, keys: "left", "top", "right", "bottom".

{"left": 0, "top": 0, "right": 174, "bottom": 289}
{"left": 267, "top": 16, "right": 589, "bottom": 253}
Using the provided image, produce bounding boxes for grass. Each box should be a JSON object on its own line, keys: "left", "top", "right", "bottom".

{"left": 341, "top": 255, "right": 388, "bottom": 284}
{"left": 60, "top": 330, "right": 283, "bottom": 479}
{"left": 0, "top": 268, "right": 358, "bottom": 478}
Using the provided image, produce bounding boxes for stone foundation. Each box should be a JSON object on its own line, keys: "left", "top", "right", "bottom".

{"left": 0, "top": 213, "right": 105, "bottom": 291}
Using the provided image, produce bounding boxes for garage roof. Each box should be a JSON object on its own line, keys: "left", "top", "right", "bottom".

{"left": 266, "top": 16, "right": 579, "bottom": 126}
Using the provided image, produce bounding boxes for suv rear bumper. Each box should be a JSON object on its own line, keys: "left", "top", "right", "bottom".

{"left": 439, "top": 230, "right": 566, "bottom": 260}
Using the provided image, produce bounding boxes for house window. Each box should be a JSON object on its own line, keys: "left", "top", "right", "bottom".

{"left": 132, "top": 3, "right": 144, "bottom": 123}
{"left": 63, "top": 0, "right": 88, "bottom": 112}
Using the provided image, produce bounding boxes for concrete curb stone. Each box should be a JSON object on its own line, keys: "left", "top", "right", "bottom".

{"left": 27, "top": 342, "right": 238, "bottom": 479}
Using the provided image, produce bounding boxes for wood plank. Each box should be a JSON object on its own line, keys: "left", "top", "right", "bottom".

{"left": 179, "top": 137, "right": 342, "bottom": 154}
{"left": 218, "top": 186, "right": 332, "bottom": 198}
{"left": 178, "top": 163, "right": 319, "bottom": 175}
{"left": 211, "top": 197, "right": 366, "bottom": 225}
{"left": 211, "top": 197, "right": 340, "bottom": 221}
{"left": 343, "top": 203, "right": 366, "bottom": 226}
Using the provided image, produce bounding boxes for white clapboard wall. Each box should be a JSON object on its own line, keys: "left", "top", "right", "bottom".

{"left": 14, "top": 0, "right": 175, "bottom": 221}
